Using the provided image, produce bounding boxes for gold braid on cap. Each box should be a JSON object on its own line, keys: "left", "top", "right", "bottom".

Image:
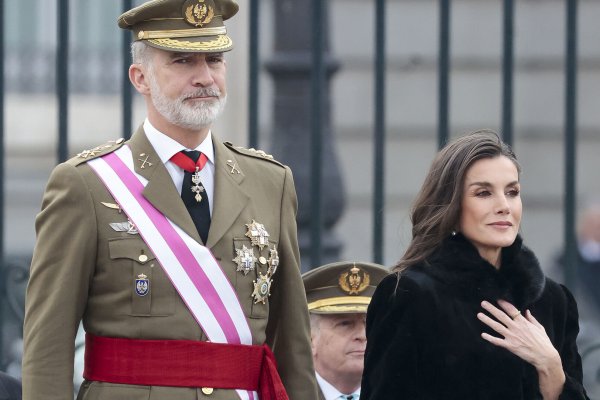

{"left": 138, "top": 26, "right": 226, "bottom": 40}
{"left": 308, "top": 296, "right": 371, "bottom": 311}
{"left": 148, "top": 36, "right": 232, "bottom": 51}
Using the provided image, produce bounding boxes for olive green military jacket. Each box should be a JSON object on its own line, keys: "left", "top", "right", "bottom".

{"left": 22, "top": 128, "right": 318, "bottom": 400}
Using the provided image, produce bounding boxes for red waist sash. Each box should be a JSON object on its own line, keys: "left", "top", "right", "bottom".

{"left": 83, "top": 334, "right": 288, "bottom": 400}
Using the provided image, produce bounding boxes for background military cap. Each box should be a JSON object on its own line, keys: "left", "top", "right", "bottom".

{"left": 118, "top": 0, "right": 239, "bottom": 52}
{"left": 302, "top": 261, "right": 389, "bottom": 314}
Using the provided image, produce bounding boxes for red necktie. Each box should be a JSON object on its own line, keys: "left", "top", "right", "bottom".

{"left": 170, "top": 151, "right": 208, "bottom": 174}
{"left": 170, "top": 150, "right": 211, "bottom": 244}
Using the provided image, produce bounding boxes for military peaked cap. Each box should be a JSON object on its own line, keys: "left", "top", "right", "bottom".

{"left": 118, "top": 0, "right": 239, "bottom": 52}
{"left": 302, "top": 261, "right": 389, "bottom": 314}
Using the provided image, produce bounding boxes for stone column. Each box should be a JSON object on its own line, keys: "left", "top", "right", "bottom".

{"left": 266, "top": 0, "right": 344, "bottom": 271}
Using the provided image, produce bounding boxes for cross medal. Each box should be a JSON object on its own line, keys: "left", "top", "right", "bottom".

{"left": 191, "top": 168, "right": 205, "bottom": 202}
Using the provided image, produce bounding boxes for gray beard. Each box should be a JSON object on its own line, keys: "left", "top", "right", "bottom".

{"left": 147, "top": 72, "right": 226, "bottom": 131}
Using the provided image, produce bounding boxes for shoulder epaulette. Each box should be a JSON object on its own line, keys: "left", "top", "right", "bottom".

{"left": 224, "top": 141, "right": 284, "bottom": 168}
{"left": 68, "top": 138, "right": 126, "bottom": 166}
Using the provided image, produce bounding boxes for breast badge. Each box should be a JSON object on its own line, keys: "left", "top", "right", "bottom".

{"left": 233, "top": 245, "right": 257, "bottom": 275}
{"left": 101, "top": 202, "right": 122, "bottom": 213}
{"left": 245, "top": 220, "right": 270, "bottom": 249}
{"left": 238, "top": 220, "right": 279, "bottom": 303}
{"left": 252, "top": 272, "right": 272, "bottom": 304}
{"left": 102, "top": 201, "right": 138, "bottom": 234}
{"left": 339, "top": 264, "right": 370, "bottom": 295}
{"left": 109, "top": 220, "right": 139, "bottom": 235}
{"left": 135, "top": 273, "right": 150, "bottom": 296}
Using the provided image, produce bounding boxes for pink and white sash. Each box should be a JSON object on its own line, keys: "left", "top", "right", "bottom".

{"left": 88, "top": 145, "right": 256, "bottom": 400}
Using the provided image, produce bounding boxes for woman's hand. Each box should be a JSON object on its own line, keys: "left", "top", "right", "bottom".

{"left": 478, "top": 299, "right": 565, "bottom": 400}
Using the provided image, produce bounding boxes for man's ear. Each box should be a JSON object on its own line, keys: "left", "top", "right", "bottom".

{"left": 129, "top": 64, "right": 151, "bottom": 95}
{"left": 310, "top": 330, "right": 318, "bottom": 357}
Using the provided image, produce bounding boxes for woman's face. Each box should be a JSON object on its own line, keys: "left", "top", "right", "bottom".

{"left": 459, "top": 156, "right": 522, "bottom": 267}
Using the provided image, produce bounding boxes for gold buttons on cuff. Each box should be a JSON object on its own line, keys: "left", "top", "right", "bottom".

{"left": 259, "top": 256, "right": 267, "bottom": 265}
{"left": 201, "top": 387, "right": 214, "bottom": 395}
{"left": 138, "top": 254, "right": 148, "bottom": 263}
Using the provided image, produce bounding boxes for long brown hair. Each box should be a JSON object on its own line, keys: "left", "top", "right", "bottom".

{"left": 393, "top": 129, "right": 520, "bottom": 273}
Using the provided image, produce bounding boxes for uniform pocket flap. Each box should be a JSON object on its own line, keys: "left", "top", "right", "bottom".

{"left": 108, "top": 238, "right": 156, "bottom": 264}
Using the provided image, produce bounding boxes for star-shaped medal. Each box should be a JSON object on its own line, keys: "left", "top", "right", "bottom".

{"left": 245, "top": 220, "right": 270, "bottom": 250}
{"left": 233, "top": 245, "right": 257, "bottom": 275}
{"left": 252, "top": 272, "right": 272, "bottom": 304}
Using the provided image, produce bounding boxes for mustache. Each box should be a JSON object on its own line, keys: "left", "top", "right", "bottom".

{"left": 183, "top": 88, "right": 221, "bottom": 100}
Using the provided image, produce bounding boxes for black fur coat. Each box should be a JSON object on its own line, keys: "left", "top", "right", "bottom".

{"left": 361, "top": 234, "right": 589, "bottom": 400}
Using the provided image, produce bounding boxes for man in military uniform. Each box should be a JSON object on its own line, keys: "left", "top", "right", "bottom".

{"left": 302, "top": 262, "right": 388, "bottom": 400}
{"left": 22, "top": 1, "right": 318, "bottom": 399}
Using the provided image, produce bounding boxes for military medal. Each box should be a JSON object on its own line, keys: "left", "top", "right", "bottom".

{"left": 135, "top": 273, "right": 150, "bottom": 296}
{"left": 233, "top": 245, "right": 257, "bottom": 275}
{"left": 245, "top": 220, "right": 270, "bottom": 250}
{"left": 170, "top": 151, "right": 208, "bottom": 203}
{"left": 252, "top": 272, "right": 272, "bottom": 304}
{"left": 191, "top": 170, "right": 205, "bottom": 202}
{"left": 268, "top": 246, "right": 279, "bottom": 276}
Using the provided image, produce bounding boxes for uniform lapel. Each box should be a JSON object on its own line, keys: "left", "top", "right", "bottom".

{"left": 205, "top": 138, "right": 249, "bottom": 248}
{"left": 127, "top": 127, "right": 201, "bottom": 242}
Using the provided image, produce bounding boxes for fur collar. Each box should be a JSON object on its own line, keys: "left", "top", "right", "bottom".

{"left": 419, "top": 234, "right": 546, "bottom": 309}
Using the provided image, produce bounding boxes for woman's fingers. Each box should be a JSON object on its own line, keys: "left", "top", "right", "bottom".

{"left": 478, "top": 301, "right": 556, "bottom": 368}
{"left": 480, "top": 300, "right": 515, "bottom": 325}
{"left": 477, "top": 312, "right": 508, "bottom": 335}
{"left": 497, "top": 299, "right": 523, "bottom": 320}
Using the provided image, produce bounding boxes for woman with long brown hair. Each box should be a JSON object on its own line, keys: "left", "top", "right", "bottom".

{"left": 361, "top": 130, "right": 588, "bottom": 399}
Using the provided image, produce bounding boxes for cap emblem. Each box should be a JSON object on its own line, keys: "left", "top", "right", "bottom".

{"left": 339, "top": 265, "right": 370, "bottom": 295}
{"left": 184, "top": 0, "right": 215, "bottom": 27}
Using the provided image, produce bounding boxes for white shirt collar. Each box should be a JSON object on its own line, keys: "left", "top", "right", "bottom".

{"left": 143, "top": 119, "right": 215, "bottom": 165}
{"left": 315, "top": 372, "right": 360, "bottom": 400}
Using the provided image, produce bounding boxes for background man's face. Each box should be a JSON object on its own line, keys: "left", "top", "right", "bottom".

{"left": 311, "top": 313, "right": 367, "bottom": 382}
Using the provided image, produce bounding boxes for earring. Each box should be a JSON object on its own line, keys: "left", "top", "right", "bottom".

{"left": 451, "top": 230, "right": 457, "bottom": 236}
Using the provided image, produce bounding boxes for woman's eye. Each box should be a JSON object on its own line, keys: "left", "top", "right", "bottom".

{"left": 475, "top": 190, "right": 490, "bottom": 197}
{"left": 507, "top": 189, "right": 520, "bottom": 197}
